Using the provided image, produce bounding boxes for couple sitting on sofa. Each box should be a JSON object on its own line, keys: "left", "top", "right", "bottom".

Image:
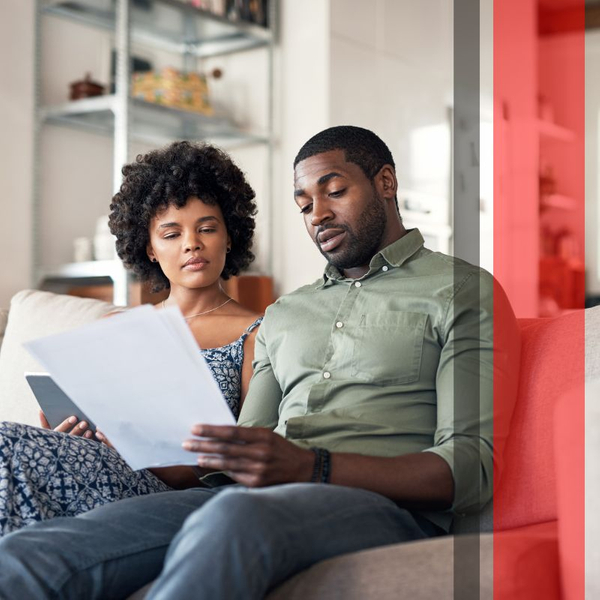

{"left": 0, "top": 125, "right": 520, "bottom": 599}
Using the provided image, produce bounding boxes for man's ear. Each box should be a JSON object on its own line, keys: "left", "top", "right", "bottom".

{"left": 376, "top": 164, "right": 398, "bottom": 202}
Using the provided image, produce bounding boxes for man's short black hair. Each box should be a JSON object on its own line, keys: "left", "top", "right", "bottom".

{"left": 293, "top": 125, "right": 395, "bottom": 180}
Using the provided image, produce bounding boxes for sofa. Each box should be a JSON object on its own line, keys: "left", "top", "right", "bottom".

{"left": 0, "top": 288, "right": 595, "bottom": 599}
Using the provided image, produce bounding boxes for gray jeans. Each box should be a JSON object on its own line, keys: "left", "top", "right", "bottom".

{"left": 0, "top": 483, "right": 441, "bottom": 599}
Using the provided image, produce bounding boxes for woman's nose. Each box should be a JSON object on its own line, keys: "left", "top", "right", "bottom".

{"left": 183, "top": 232, "right": 203, "bottom": 251}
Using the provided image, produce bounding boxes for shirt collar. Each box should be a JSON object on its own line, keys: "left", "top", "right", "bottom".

{"left": 317, "top": 228, "right": 425, "bottom": 288}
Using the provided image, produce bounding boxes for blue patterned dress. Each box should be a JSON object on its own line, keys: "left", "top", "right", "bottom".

{"left": 0, "top": 317, "right": 262, "bottom": 537}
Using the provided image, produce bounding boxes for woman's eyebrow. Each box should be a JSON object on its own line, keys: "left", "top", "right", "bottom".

{"left": 158, "top": 221, "right": 180, "bottom": 229}
{"left": 158, "top": 215, "right": 220, "bottom": 229}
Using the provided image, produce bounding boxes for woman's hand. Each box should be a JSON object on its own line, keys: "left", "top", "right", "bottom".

{"left": 94, "top": 430, "right": 114, "bottom": 448}
{"left": 39, "top": 410, "right": 95, "bottom": 439}
{"left": 183, "top": 424, "right": 315, "bottom": 488}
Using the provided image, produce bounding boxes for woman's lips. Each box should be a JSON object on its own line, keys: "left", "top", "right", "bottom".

{"left": 319, "top": 231, "right": 346, "bottom": 252}
{"left": 182, "top": 260, "right": 209, "bottom": 271}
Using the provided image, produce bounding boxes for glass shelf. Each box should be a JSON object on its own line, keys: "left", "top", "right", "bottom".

{"left": 41, "top": 0, "right": 272, "bottom": 57}
{"left": 39, "top": 259, "right": 124, "bottom": 280}
{"left": 38, "top": 260, "right": 130, "bottom": 306}
{"left": 538, "top": 119, "right": 576, "bottom": 143}
{"left": 41, "top": 95, "right": 268, "bottom": 147}
{"left": 540, "top": 194, "right": 577, "bottom": 211}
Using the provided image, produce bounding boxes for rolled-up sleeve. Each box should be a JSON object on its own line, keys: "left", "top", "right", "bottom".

{"left": 423, "top": 270, "right": 521, "bottom": 514}
{"left": 237, "top": 313, "right": 282, "bottom": 430}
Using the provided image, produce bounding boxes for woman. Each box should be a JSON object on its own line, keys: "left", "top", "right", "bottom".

{"left": 0, "top": 141, "right": 262, "bottom": 536}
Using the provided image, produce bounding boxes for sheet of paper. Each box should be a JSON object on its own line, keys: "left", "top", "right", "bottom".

{"left": 25, "top": 305, "right": 235, "bottom": 470}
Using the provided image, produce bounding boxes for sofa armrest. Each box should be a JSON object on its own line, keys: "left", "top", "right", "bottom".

{"left": 554, "top": 382, "right": 588, "bottom": 600}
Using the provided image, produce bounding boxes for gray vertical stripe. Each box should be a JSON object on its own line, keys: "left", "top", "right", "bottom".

{"left": 454, "top": 0, "right": 482, "bottom": 598}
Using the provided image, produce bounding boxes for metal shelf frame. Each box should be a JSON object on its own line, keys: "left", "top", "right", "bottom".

{"left": 33, "top": 0, "right": 276, "bottom": 306}
{"left": 41, "top": 0, "right": 272, "bottom": 57}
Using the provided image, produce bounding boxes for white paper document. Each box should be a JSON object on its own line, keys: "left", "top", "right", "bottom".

{"left": 25, "top": 305, "right": 235, "bottom": 470}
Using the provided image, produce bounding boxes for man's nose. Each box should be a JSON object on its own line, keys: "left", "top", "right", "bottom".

{"left": 310, "top": 200, "right": 334, "bottom": 227}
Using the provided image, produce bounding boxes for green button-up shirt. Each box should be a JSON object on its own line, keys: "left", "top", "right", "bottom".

{"left": 239, "top": 229, "right": 520, "bottom": 531}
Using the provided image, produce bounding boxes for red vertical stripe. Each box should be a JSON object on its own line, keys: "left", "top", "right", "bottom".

{"left": 493, "top": 1, "right": 585, "bottom": 598}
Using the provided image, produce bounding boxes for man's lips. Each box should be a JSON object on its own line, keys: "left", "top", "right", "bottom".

{"left": 317, "top": 229, "right": 346, "bottom": 252}
{"left": 182, "top": 257, "right": 209, "bottom": 270}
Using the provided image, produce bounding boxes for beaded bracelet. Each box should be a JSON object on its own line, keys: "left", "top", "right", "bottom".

{"left": 309, "top": 447, "right": 331, "bottom": 483}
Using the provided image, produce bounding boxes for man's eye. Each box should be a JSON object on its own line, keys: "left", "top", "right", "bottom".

{"left": 299, "top": 204, "right": 312, "bottom": 214}
{"left": 329, "top": 189, "right": 345, "bottom": 198}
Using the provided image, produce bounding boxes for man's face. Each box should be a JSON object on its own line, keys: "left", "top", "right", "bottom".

{"left": 293, "top": 150, "right": 387, "bottom": 271}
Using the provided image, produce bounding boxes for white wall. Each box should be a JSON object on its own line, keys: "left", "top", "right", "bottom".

{"left": 272, "top": 0, "right": 454, "bottom": 295}
{"left": 0, "top": 0, "right": 454, "bottom": 305}
{"left": 0, "top": 0, "right": 35, "bottom": 308}
{"left": 270, "top": 0, "right": 330, "bottom": 295}
{"left": 586, "top": 30, "right": 600, "bottom": 296}
{"left": 329, "top": 0, "right": 452, "bottom": 196}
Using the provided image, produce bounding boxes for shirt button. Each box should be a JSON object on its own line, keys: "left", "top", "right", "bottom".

{"left": 336, "top": 321, "right": 344, "bottom": 329}
{"left": 354, "top": 281, "right": 362, "bottom": 288}
{"left": 323, "top": 371, "right": 331, "bottom": 379}
{"left": 382, "top": 265, "right": 389, "bottom": 272}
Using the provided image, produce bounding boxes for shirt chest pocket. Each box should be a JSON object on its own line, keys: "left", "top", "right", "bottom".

{"left": 351, "top": 311, "right": 428, "bottom": 385}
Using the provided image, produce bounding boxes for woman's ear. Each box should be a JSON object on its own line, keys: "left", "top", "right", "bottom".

{"left": 147, "top": 244, "right": 157, "bottom": 263}
{"left": 226, "top": 235, "right": 232, "bottom": 254}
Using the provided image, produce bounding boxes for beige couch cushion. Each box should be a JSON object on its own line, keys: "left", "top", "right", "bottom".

{"left": 0, "top": 290, "right": 115, "bottom": 425}
{"left": 265, "top": 521, "right": 559, "bottom": 600}
{"left": 586, "top": 306, "right": 600, "bottom": 379}
{"left": 0, "top": 308, "right": 8, "bottom": 350}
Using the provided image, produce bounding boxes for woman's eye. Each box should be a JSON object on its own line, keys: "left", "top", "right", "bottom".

{"left": 164, "top": 233, "right": 178, "bottom": 240}
{"left": 199, "top": 228, "right": 216, "bottom": 234}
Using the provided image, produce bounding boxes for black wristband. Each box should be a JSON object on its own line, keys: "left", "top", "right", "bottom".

{"left": 320, "top": 448, "right": 331, "bottom": 483}
{"left": 309, "top": 447, "right": 331, "bottom": 484}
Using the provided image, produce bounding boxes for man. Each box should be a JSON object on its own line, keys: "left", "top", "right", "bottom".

{"left": 0, "top": 126, "right": 520, "bottom": 599}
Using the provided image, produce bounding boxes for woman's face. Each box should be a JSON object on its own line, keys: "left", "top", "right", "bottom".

{"left": 146, "top": 197, "right": 230, "bottom": 291}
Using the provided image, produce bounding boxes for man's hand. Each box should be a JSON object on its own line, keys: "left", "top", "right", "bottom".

{"left": 39, "top": 410, "right": 94, "bottom": 439}
{"left": 183, "top": 425, "right": 315, "bottom": 488}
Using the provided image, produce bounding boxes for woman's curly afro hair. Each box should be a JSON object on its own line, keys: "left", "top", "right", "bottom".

{"left": 108, "top": 141, "right": 257, "bottom": 293}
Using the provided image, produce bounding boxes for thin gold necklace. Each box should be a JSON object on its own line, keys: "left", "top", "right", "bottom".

{"left": 162, "top": 297, "right": 233, "bottom": 321}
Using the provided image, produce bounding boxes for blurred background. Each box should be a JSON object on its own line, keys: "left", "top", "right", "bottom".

{"left": 0, "top": 0, "right": 597, "bottom": 317}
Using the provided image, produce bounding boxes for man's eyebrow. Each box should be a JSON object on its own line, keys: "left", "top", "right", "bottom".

{"left": 294, "top": 172, "right": 345, "bottom": 198}
{"left": 317, "top": 172, "right": 344, "bottom": 186}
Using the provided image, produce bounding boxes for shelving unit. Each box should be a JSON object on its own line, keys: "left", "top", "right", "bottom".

{"left": 41, "top": 95, "right": 269, "bottom": 148}
{"left": 537, "top": 118, "right": 576, "bottom": 143}
{"left": 537, "top": 116, "right": 582, "bottom": 315}
{"left": 33, "top": 0, "right": 275, "bottom": 305}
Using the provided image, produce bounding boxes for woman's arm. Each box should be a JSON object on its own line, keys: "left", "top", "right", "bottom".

{"left": 148, "top": 465, "right": 207, "bottom": 489}
{"left": 239, "top": 326, "right": 259, "bottom": 407}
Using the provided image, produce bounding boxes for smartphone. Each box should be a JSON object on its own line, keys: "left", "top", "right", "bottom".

{"left": 25, "top": 372, "right": 97, "bottom": 432}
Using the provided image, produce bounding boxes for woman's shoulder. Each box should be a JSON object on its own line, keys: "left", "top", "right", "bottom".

{"left": 225, "top": 302, "right": 263, "bottom": 328}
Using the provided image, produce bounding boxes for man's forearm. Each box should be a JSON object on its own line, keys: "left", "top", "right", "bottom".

{"left": 326, "top": 451, "right": 454, "bottom": 510}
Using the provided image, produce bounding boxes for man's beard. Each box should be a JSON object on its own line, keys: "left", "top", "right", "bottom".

{"left": 318, "top": 192, "right": 387, "bottom": 271}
